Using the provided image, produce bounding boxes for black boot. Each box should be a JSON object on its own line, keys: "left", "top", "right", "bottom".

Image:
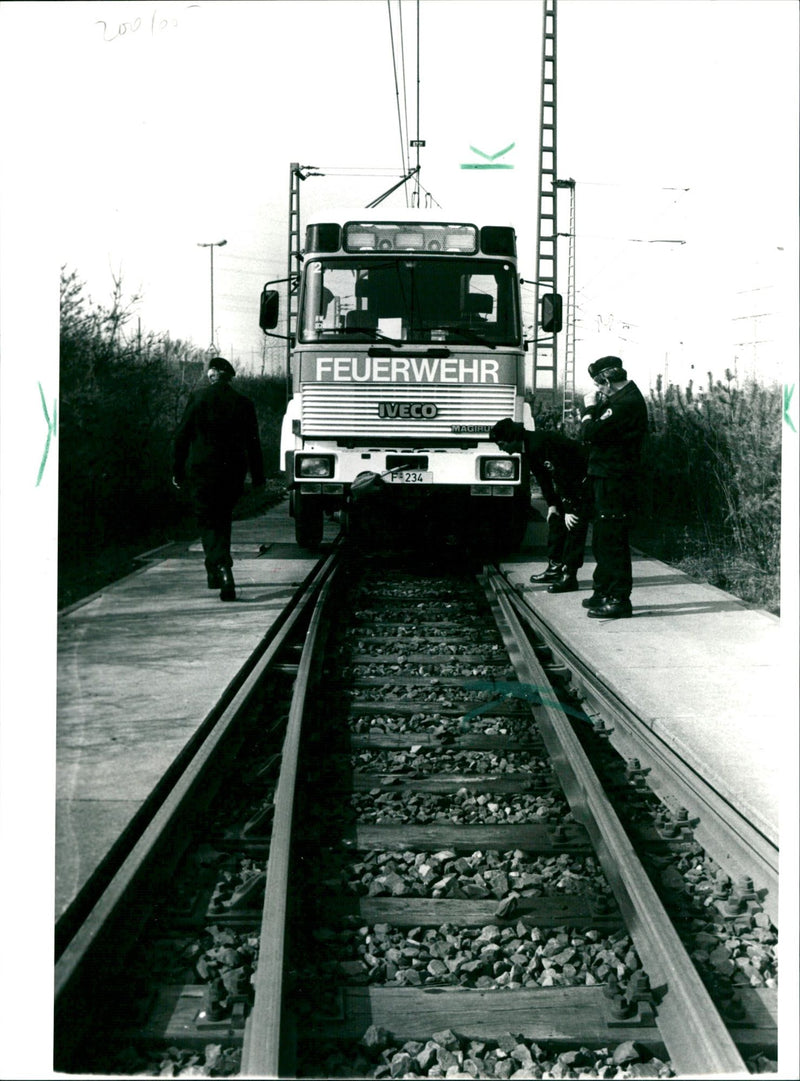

{"left": 581, "top": 592, "right": 607, "bottom": 609}
{"left": 587, "top": 596, "right": 632, "bottom": 619}
{"left": 207, "top": 567, "right": 223, "bottom": 589}
{"left": 530, "top": 562, "right": 563, "bottom": 583}
{"left": 219, "top": 565, "right": 236, "bottom": 601}
{"left": 547, "top": 571, "right": 579, "bottom": 593}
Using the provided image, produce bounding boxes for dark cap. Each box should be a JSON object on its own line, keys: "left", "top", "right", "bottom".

{"left": 489, "top": 417, "right": 525, "bottom": 444}
{"left": 588, "top": 355, "right": 623, "bottom": 379}
{"left": 208, "top": 357, "right": 236, "bottom": 378}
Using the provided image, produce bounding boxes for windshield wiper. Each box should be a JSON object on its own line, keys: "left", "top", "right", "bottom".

{"left": 429, "top": 324, "right": 496, "bottom": 349}
{"left": 330, "top": 326, "right": 403, "bottom": 345}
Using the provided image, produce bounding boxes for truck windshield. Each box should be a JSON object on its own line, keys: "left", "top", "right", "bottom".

{"left": 299, "top": 258, "right": 520, "bottom": 346}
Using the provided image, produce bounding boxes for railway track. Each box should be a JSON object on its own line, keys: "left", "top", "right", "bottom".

{"left": 54, "top": 548, "right": 778, "bottom": 1078}
{"left": 53, "top": 546, "right": 342, "bottom": 1071}
{"left": 490, "top": 567, "right": 780, "bottom": 924}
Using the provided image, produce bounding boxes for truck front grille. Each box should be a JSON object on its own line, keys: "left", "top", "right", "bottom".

{"left": 301, "top": 384, "right": 516, "bottom": 438}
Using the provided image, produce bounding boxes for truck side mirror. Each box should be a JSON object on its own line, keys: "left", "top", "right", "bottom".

{"left": 259, "top": 288, "right": 280, "bottom": 331}
{"left": 541, "top": 293, "right": 562, "bottom": 334}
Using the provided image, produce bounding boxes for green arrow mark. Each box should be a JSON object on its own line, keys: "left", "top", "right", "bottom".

{"left": 37, "top": 382, "right": 57, "bottom": 486}
{"left": 468, "top": 142, "right": 515, "bottom": 161}
{"left": 784, "top": 384, "right": 796, "bottom": 432}
{"left": 461, "top": 141, "right": 515, "bottom": 170}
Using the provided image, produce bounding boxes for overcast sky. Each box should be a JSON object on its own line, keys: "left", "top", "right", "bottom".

{"left": 0, "top": 4, "right": 798, "bottom": 1072}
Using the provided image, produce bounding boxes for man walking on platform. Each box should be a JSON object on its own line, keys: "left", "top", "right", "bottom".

{"left": 580, "top": 355, "right": 648, "bottom": 619}
{"left": 490, "top": 419, "right": 590, "bottom": 593}
{"left": 172, "top": 357, "right": 265, "bottom": 601}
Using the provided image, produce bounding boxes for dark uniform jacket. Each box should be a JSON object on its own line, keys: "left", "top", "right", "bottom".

{"left": 522, "top": 430, "right": 588, "bottom": 515}
{"left": 173, "top": 381, "right": 265, "bottom": 488}
{"left": 581, "top": 381, "right": 647, "bottom": 478}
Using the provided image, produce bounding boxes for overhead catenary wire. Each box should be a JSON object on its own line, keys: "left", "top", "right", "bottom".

{"left": 225, "top": 3, "right": 429, "bottom": 363}
{"left": 572, "top": 182, "right": 689, "bottom": 298}
{"left": 398, "top": 0, "right": 411, "bottom": 205}
{"left": 305, "top": 165, "right": 409, "bottom": 175}
{"left": 573, "top": 180, "right": 691, "bottom": 192}
{"left": 414, "top": 176, "right": 441, "bottom": 209}
{"left": 414, "top": 0, "right": 421, "bottom": 206}
{"left": 386, "top": 1, "right": 409, "bottom": 196}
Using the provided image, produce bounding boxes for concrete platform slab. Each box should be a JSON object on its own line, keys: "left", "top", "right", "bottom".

{"left": 55, "top": 500, "right": 335, "bottom": 922}
{"left": 500, "top": 520, "right": 784, "bottom": 848}
{"left": 55, "top": 801, "right": 141, "bottom": 922}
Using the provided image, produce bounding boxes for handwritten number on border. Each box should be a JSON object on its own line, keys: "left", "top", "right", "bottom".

{"left": 95, "top": 4, "right": 199, "bottom": 43}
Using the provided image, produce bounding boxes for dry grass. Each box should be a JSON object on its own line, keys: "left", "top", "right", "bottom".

{"left": 631, "top": 519, "right": 780, "bottom": 615}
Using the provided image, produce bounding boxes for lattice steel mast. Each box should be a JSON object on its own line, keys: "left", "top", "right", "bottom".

{"left": 532, "top": 0, "right": 559, "bottom": 406}
{"left": 556, "top": 177, "right": 576, "bottom": 421}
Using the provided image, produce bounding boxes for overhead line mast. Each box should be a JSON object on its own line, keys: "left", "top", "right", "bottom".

{"left": 556, "top": 176, "right": 576, "bottom": 421}
{"left": 532, "top": 0, "right": 561, "bottom": 409}
{"left": 286, "top": 163, "right": 323, "bottom": 384}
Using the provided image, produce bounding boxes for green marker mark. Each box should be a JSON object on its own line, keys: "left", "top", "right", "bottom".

{"left": 461, "top": 680, "right": 587, "bottom": 723}
{"left": 461, "top": 141, "right": 515, "bottom": 170}
{"left": 37, "top": 383, "right": 57, "bottom": 486}
{"left": 784, "top": 384, "right": 796, "bottom": 432}
{"left": 469, "top": 142, "right": 516, "bottom": 161}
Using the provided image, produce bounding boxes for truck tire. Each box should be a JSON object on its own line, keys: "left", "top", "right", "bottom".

{"left": 508, "top": 483, "right": 530, "bottom": 549}
{"left": 294, "top": 492, "right": 323, "bottom": 549}
{"left": 474, "top": 489, "right": 528, "bottom": 557}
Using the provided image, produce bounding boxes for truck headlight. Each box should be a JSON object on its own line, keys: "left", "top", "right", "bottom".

{"left": 296, "top": 455, "right": 335, "bottom": 478}
{"left": 480, "top": 457, "right": 519, "bottom": 481}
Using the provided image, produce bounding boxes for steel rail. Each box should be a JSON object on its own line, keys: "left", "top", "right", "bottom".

{"left": 496, "top": 567, "right": 779, "bottom": 921}
{"left": 241, "top": 554, "right": 343, "bottom": 1077}
{"left": 484, "top": 566, "right": 748, "bottom": 1078}
{"left": 54, "top": 547, "right": 343, "bottom": 1062}
{"left": 55, "top": 537, "right": 346, "bottom": 959}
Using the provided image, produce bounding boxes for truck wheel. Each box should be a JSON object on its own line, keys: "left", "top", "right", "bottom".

{"left": 508, "top": 486, "right": 530, "bottom": 550}
{"left": 508, "top": 462, "right": 531, "bottom": 550}
{"left": 475, "top": 496, "right": 527, "bottom": 557}
{"left": 294, "top": 493, "right": 323, "bottom": 549}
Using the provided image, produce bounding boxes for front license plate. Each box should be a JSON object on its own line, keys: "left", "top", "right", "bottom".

{"left": 388, "top": 470, "right": 433, "bottom": 484}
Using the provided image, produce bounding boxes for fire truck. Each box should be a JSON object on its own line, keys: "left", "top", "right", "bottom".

{"left": 260, "top": 207, "right": 533, "bottom": 550}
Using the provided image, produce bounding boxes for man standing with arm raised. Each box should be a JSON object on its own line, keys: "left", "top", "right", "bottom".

{"left": 580, "top": 355, "right": 648, "bottom": 619}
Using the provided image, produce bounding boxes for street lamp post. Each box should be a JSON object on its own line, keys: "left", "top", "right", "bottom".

{"left": 197, "top": 239, "right": 227, "bottom": 350}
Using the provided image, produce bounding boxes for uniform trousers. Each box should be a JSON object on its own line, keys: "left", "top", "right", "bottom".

{"left": 586, "top": 475, "right": 637, "bottom": 601}
{"left": 546, "top": 511, "right": 590, "bottom": 572}
{"left": 188, "top": 467, "right": 244, "bottom": 572}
